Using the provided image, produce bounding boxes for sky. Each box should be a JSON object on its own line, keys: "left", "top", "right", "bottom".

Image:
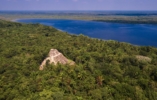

{"left": 0, "top": 0, "right": 157, "bottom": 11}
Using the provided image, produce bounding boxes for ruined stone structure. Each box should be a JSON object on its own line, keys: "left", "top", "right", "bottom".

{"left": 136, "top": 55, "right": 152, "bottom": 62}
{"left": 39, "top": 49, "right": 75, "bottom": 70}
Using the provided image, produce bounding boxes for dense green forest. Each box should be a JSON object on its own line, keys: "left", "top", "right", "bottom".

{"left": 0, "top": 19, "right": 157, "bottom": 100}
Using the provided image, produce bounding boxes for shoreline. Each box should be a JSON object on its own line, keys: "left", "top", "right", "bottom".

{"left": 13, "top": 18, "right": 157, "bottom": 25}
{"left": 93, "top": 20, "right": 157, "bottom": 25}
{"left": 13, "top": 18, "right": 157, "bottom": 47}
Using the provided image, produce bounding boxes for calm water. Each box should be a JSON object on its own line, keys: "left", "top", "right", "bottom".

{"left": 16, "top": 19, "right": 157, "bottom": 47}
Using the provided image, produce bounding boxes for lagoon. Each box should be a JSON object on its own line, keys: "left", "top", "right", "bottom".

{"left": 16, "top": 19, "right": 157, "bottom": 47}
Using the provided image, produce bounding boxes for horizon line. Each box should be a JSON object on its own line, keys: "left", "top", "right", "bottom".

{"left": 1, "top": 10, "right": 157, "bottom": 12}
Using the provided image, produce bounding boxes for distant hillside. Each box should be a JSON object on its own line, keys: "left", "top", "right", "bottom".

{"left": 1, "top": 11, "right": 157, "bottom": 24}
{"left": 0, "top": 20, "right": 157, "bottom": 100}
